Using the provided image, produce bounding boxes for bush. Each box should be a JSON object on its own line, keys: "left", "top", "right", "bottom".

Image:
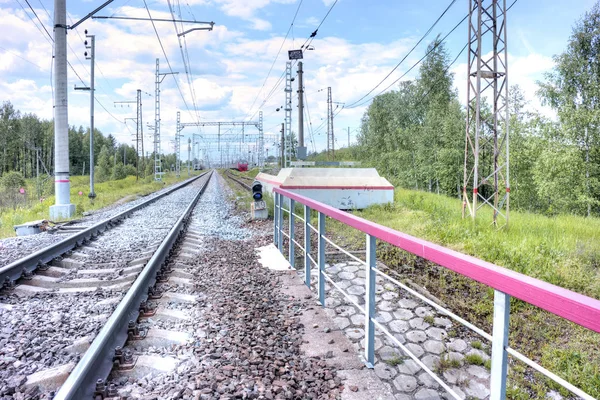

{"left": 1, "top": 171, "right": 26, "bottom": 190}
{"left": 124, "top": 164, "right": 137, "bottom": 177}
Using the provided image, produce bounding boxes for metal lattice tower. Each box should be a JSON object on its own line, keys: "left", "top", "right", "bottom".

{"left": 175, "top": 111, "right": 182, "bottom": 177}
{"left": 154, "top": 59, "right": 162, "bottom": 181}
{"left": 327, "top": 87, "right": 334, "bottom": 160}
{"left": 462, "top": 0, "right": 510, "bottom": 226}
{"left": 284, "top": 61, "right": 293, "bottom": 167}
{"left": 154, "top": 59, "right": 177, "bottom": 181}
{"left": 136, "top": 89, "right": 144, "bottom": 179}
{"left": 258, "top": 111, "right": 264, "bottom": 168}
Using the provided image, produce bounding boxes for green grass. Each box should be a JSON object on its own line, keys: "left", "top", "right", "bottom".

{"left": 385, "top": 354, "right": 405, "bottom": 367}
{"left": 464, "top": 353, "right": 485, "bottom": 366}
{"left": 436, "top": 353, "right": 462, "bottom": 372}
{"left": 0, "top": 171, "right": 200, "bottom": 239}
{"left": 471, "top": 341, "right": 483, "bottom": 350}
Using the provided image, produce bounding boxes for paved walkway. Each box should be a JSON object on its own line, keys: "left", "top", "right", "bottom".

{"left": 306, "top": 261, "right": 493, "bottom": 400}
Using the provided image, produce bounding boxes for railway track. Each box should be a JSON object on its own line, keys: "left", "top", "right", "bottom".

{"left": 0, "top": 171, "right": 213, "bottom": 398}
{"left": 224, "top": 170, "right": 252, "bottom": 192}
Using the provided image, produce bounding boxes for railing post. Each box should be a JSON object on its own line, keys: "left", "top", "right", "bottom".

{"left": 490, "top": 290, "right": 510, "bottom": 400}
{"left": 304, "top": 205, "right": 311, "bottom": 288}
{"left": 289, "top": 199, "right": 295, "bottom": 267}
{"left": 365, "top": 234, "right": 376, "bottom": 368}
{"left": 273, "top": 192, "right": 278, "bottom": 246}
{"left": 317, "top": 211, "right": 326, "bottom": 306}
{"left": 277, "top": 193, "right": 283, "bottom": 251}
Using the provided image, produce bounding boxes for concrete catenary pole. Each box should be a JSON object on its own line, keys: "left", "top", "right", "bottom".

{"left": 297, "top": 62, "right": 306, "bottom": 160}
{"left": 50, "top": 0, "right": 75, "bottom": 218}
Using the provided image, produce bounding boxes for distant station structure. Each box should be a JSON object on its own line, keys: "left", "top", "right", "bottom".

{"left": 257, "top": 168, "right": 394, "bottom": 210}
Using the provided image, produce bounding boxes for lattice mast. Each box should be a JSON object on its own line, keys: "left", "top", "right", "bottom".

{"left": 258, "top": 111, "right": 264, "bottom": 168}
{"left": 462, "top": 0, "right": 510, "bottom": 226}
{"left": 154, "top": 59, "right": 162, "bottom": 181}
{"left": 284, "top": 61, "right": 293, "bottom": 167}
{"left": 327, "top": 87, "right": 334, "bottom": 160}
{"left": 135, "top": 89, "right": 144, "bottom": 180}
{"left": 175, "top": 111, "right": 182, "bottom": 177}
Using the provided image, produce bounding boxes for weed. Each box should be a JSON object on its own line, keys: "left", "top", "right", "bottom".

{"left": 464, "top": 353, "right": 485, "bottom": 366}
{"left": 483, "top": 359, "right": 491, "bottom": 370}
{"left": 385, "top": 354, "right": 405, "bottom": 367}
{"left": 471, "top": 341, "right": 483, "bottom": 350}
{"left": 436, "top": 353, "right": 462, "bottom": 373}
{"left": 423, "top": 315, "right": 435, "bottom": 325}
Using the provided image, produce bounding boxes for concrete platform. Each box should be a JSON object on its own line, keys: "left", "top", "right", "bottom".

{"left": 276, "top": 270, "right": 394, "bottom": 399}
{"left": 257, "top": 168, "right": 393, "bottom": 209}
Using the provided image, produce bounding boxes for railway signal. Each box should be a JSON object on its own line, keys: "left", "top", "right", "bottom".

{"left": 252, "top": 180, "right": 263, "bottom": 201}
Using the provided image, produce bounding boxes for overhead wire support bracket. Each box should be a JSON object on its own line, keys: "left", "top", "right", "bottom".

{"left": 69, "top": 0, "right": 115, "bottom": 30}
{"left": 92, "top": 16, "right": 215, "bottom": 26}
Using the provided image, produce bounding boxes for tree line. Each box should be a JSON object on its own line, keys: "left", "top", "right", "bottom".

{"left": 0, "top": 101, "right": 182, "bottom": 194}
{"left": 351, "top": 3, "right": 600, "bottom": 217}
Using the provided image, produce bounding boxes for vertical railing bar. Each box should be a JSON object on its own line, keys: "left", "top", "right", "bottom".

{"left": 490, "top": 290, "right": 510, "bottom": 400}
{"left": 277, "top": 193, "right": 283, "bottom": 251}
{"left": 273, "top": 192, "right": 278, "bottom": 246}
{"left": 304, "top": 205, "right": 311, "bottom": 288}
{"left": 318, "top": 211, "right": 326, "bottom": 306}
{"left": 364, "top": 234, "right": 376, "bottom": 368}
{"left": 289, "top": 199, "right": 295, "bottom": 268}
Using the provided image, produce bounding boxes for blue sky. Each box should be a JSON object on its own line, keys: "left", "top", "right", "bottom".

{"left": 0, "top": 0, "right": 597, "bottom": 165}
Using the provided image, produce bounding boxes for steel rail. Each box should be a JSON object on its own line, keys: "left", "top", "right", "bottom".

{"left": 55, "top": 170, "right": 213, "bottom": 400}
{"left": 225, "top": 170, "right": 252, "bottom": 191}
{"left": 0, "top": 171, "right": 209, "bottom": 287}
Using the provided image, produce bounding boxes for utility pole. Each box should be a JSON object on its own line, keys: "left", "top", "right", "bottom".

{"left": 348, "top": 126, "right": 350, "bottom": 148}
{"left": 187, "top": 138, "right": 191, "bottom": 176}
{"left": 462, "top": 0, "right": 510, "bottom": 227}
{"left": 280, "top": 123, "right": 285, "bottom": 169}
{"left": 297, "top": 61, "right": 306, "bottom": 160}
{"left": 50, "top": 0, "right": 75, "bottom": 219}
{"left": 154, "top": 58, "right": 178, "bottom": 181}
{"left": 75, "top": 32, "right": 96, "bottom": 198}
{"left": 327, "top": 87, "right": 334, "bottom": 160}
{"left": 284, "top": 61, "right": 292, "bottom": 167}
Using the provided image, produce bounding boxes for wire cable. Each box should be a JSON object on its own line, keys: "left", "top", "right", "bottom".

{"left": 346, "top": 0, "right": 457, "bottom": 108}
{"left": 244, "top": 0, "right": 304, "bottom": 121}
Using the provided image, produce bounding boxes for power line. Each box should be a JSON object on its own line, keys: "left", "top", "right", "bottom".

{"left": 346, "top": 0, "right": 458, "bottom": 108}
{"left": 348, "top": 0, "right": 519, "bottom": 110}
{"left": 245, "top": 0, "right": 304, "bottom": 121}
{"left": 143, "top": 0, "right": 196, "bottom": 123}
{"left": 167, "top": 0, "right": 202, "bottom": 127}
{"left": 300, "top": 0, "right": 339, "bottom": 50}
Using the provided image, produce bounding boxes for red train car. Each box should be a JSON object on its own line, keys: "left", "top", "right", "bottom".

{"left": 236, "top": 160, "right": 249, "bottom": 172}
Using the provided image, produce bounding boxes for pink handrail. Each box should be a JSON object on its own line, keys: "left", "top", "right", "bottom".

{"left": 274, "top": 186, "right": 600, "bottom": 333}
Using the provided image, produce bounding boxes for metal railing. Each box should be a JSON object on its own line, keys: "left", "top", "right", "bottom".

{"left": 272, "top": 187, "right": 600, "bottom": 400}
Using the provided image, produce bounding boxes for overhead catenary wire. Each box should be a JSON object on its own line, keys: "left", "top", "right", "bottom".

{"left": 300, "top": 0, "right": 339, "bottom": 50}
{"left": 167, "top": 0, "right": 203, "bottom": 130}
{"left": 244, "top": 0, "right": 304, "bottom": 121}
{"left": 346, "top": 0, "right": 458, "bottom": 108}
{"left": 142, "top": 0, "right": 197, "bottom": 124}
{"left": 348, "top": 0, "right": 519, "bottom": 110}
{"left": 17, "top": 0, "right": 123, "bottom": 123}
